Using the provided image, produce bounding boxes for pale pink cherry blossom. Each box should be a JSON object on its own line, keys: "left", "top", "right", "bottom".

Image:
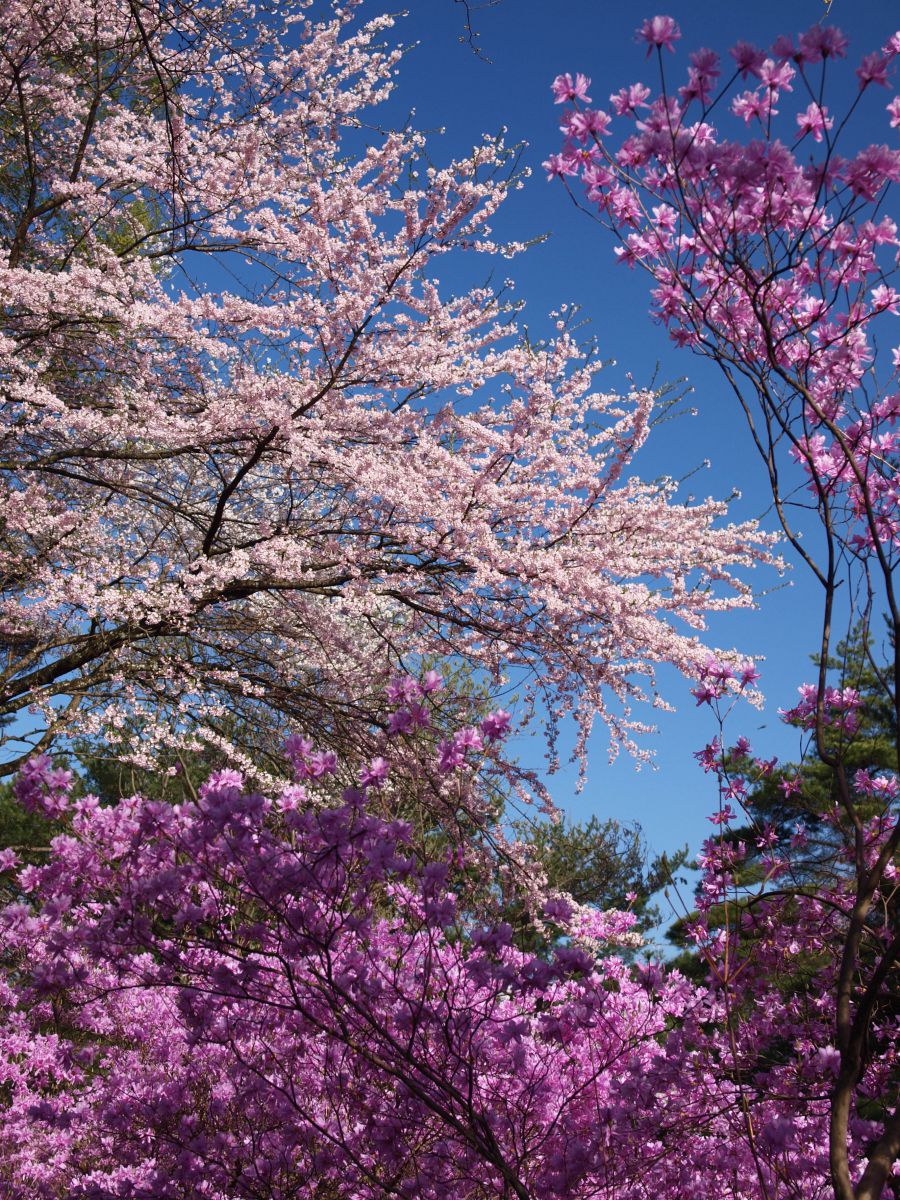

{"left": 0, "top": 0, "right": 776, "bottom": 784}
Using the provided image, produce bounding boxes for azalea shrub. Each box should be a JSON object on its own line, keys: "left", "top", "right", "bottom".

{"left": 549, "top": 18, "right": 900, "bottom": 1199}
{"left": 0, "top": 692, "right": 870, "bottom": 1200}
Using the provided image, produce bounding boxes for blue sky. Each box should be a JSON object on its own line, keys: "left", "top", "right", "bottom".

{"left": 373, "top": 0, "right": 900, "bottom": 894}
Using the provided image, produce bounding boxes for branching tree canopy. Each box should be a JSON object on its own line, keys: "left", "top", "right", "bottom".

{"left": 3, "top": 5, "right": 900, "bottom": 1198}
{"left": 0, "top": 0, "right": 773, "bottom": 780}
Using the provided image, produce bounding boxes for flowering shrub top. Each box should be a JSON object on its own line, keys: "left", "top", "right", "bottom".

{"left": 0, "top": 704, "right": 880, "bottom": 1199}
{"left": 548, "top": 20, "right": 900, "bottom": 559}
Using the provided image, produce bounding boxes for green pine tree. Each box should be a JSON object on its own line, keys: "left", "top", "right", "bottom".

{"left": 667, "top": 619, "right": 898, "bottom": 976}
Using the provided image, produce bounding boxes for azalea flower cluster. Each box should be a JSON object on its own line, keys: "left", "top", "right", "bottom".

{"left": 682, "top": 661, "right": 900, "bottom": 1200}
{"left": 780, "top": 682, "right": 864, "bottom": 735}
{"left": 548, "top": 36, "right": 900, "bottom": 1188}
{"left": 548, "top": 18, "right": 900, "bottom": 559}
{"left": 0, "top": 708, "right": 874, "bottom": 1199}
{"left": 689, "top": 654, "right": 760, "bottom": 708}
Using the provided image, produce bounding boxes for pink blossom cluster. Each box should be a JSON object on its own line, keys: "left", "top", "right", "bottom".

{"left": 682, "top": 671, "right": 899, "bottom": 1200}
{"left": 0, "top": 723, "right": 878, "bottom": 1199}
{"left": 548, "top": 19, "right": 900, "bottom": 558}
{"left": 548, "top": 20, "right": 900, "bottom": 1198}
{"left": 780, "top": 682, "right": 864, "bottom": 734}
{"left": 12, "top": 754, "right": 73, "bottom": 818}
{"left": 689, "top": 655, "right": 760, "bottom": 707}
{"left": 0, "top": 0, "right": 777, "bottom": 777}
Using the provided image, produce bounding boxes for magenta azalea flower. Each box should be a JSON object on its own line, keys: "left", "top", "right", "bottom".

{"left": 551, "top": 71, "right": 592, "bottom": 104}
{"left": 637, "top": 16, "right": 681, "bottom": 55}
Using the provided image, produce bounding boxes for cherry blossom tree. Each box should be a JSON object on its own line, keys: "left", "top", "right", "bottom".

{"left": 549, "top": 19, "right": 900, "bottom": 1199}
{"left": 0, "top": 0, "right": 774, "bottom": 784}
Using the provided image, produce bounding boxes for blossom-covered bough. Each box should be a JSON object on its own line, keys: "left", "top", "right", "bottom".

{"left": 0, "top": 0, "right": 774, "bottom": 783}
{"left": 549, "top": 18, "right": 900, "bottom": 1200}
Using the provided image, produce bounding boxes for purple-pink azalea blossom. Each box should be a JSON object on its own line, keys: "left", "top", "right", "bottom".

{"left": 550, "top": 20, "right": 900, "bottom": 1199}
{"left": 637, "top": 15, "right": 681, "bottom": 54}
{"left": 1, "top": 712, "right": 892, "bottom": 1198}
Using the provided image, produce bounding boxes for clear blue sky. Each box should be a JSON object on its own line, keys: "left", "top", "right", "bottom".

{"left": 375, "top": 0, "right": 900, "bottom": 892}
